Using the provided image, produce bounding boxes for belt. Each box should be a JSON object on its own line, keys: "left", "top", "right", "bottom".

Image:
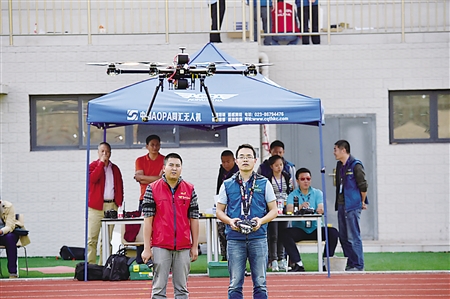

{"left": 104, "top": 199, "right": 114, "bottom": 203}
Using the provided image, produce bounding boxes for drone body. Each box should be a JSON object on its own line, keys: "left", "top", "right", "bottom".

{"left": 87, "top": 47, "right": 272, "bottom": 122}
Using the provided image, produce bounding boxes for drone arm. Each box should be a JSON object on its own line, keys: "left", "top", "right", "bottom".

{"left": 200, "top": 77, "right": 219, "bottom": 123}
{"left": 117, "top": 69, "right": 152, "bottom": 74}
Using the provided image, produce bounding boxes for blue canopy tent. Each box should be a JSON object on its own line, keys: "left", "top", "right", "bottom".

{"left": 84, "top": 43, "right": 330, "bottom": 278}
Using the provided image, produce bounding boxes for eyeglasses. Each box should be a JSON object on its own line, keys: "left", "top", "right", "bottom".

{"left": 237, "top": 155, "right": 254, "bottom": 160}
{"left": 299, "top": 177, "right": 311, "bottom": 181}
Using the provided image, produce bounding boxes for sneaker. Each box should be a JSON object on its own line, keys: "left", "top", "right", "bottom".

{"left": 271, "top": 260, "right": 279, "bottom": 271}
{"left": 221, "top": 256, "right": 227, "bottom": 262}
{"left": 346, "top": 267, "right": 364, "bottom": 271}
{"left": 289, "top": 264, "right": 305, "bottom": 272}
{"left": 9, "top": 273, "right": 18, "bottom": 279}
{"left": 278, "top": 259, "right": 288, "bottom": 271}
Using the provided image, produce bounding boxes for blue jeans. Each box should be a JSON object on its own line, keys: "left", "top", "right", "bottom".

{"left": 272, "top": 35, "right": 300, "bottom": 45}
{"left": 227, "top": 238, "right": 268, "bottom": 299}
{"left": 338, "top": 204, "right": 364, "bottom": 269}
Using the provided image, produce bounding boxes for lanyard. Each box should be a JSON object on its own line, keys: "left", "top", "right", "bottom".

{"left": 339, "top": 159, "right": 349, "bottom": 185}
{"left": 238, "top": 173, "right": 256, "bottom": 217}
{"left": 273, "top": 174, "right": 283, "bottom": 193}
{"left": 300, "top": 192, "right": 311, "bottom": 203}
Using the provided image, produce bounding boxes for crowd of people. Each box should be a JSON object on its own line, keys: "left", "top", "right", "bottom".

{"left": 1, "top": 134, "right": 367, "bottom": 299}
{"left": 208, "top": 0, "right": 321, "bottom": 45}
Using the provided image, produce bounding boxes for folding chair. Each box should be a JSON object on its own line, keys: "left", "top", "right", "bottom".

{"left": 0, "top": 214, "right": 29, "bottom": 277}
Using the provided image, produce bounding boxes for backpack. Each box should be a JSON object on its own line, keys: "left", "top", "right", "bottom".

{"left": 74, "top": 262, "right": 104, "bottom": 281}
{"left": 102, "top": 248, "right": 135, "bottom": 281}
{"left": 60, "top": 246, "right": 85, "bottom": 260}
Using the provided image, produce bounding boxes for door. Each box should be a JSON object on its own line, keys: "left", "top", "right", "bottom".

{"left": 277, "top": 114, "right": 378, "bottom": 240}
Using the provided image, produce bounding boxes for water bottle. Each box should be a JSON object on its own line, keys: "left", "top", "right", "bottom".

{"left": 118, "top": 205, "right": 123, "bottom": 218}
{"left": 277, "top": 198, "right": 283, "bottom": 215}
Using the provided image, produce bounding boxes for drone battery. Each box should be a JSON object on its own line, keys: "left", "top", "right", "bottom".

{"left": 177, "top": 53, "right": 189, "bottom": 65}
{"left": 176, "top": 79, "right": 189, "bottom": 89}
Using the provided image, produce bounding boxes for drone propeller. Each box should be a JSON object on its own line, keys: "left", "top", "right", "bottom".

{"left": 219, "top": 62, "right": 273, "bottom": 67}
{"left": 86, "top": 62, "right": 112, "bottom": 66}
{"left": 87, "top": 61, "right": 167, "bottom": 67}
{"left": 191, "top": 62, "right": 273, "bottom": 69}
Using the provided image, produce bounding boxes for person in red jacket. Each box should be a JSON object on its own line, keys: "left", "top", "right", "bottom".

{"left": 271, "top": 0, "right": 301, "bottom": 45}
{"left": 87, "top": 142, "right": 124, "bottom": 265}
{"left": 141, "top": 153, "right": 199, "bottom": 299}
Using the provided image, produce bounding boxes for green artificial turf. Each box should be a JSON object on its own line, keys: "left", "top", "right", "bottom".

{"left": 1, "top": 252, "right": 448, "bottom": 279}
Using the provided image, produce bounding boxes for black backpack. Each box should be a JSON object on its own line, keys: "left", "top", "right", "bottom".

{"left": 102, "top": 248, "right": 135, "bottom": 281}
{"left": 60, "top": 246, "right": 85, "bottom": 260}
{"left": 74, "top": 262, "right": 104, "bottom": 281}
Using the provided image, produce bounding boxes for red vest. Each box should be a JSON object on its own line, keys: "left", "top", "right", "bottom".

{"left": 151, "top": 179, "right": 194, "bottom": 250}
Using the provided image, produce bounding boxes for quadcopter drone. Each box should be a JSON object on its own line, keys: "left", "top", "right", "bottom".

{"left": 87, "top": 47, "right": 272, "bottom": 122}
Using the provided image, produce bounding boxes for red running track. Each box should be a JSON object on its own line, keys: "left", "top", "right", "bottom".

{"left": 0, "top": 272, "right": 449, "bottom": 299}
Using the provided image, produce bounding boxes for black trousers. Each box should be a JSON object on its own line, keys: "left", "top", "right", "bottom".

{"left": 210, "top": 0, "right": 226, "bottom": 42}
{"left": 280, "top": 226, "right": 339, "bottom": 264}
{"left": 298, "top": 5, "right": 320, "bottom": 44}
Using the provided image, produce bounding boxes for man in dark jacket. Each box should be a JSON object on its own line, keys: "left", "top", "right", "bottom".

{"left": 334, "top": 140, "right": 368, "bottom": 271}
{"left": 216, "top": 150, "right": 239, "bottom": 261}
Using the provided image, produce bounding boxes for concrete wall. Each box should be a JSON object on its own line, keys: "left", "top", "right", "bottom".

{"left": 0, "top": 33, "right": 448, "bottom": 256}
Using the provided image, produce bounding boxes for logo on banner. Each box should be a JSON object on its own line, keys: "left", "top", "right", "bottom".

{"left": 127, "top": 110, "right": 139, "bottom": 120}
{"left": 174, "top": 92, "right": 238, "bottom": 102}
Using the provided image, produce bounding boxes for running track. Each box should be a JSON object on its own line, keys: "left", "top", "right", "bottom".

{"left": 1, "top": 272, "right": 449, "bottom": 299}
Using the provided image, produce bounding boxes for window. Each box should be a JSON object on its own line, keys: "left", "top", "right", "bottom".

{"left": 30, "top": 95, "right": 227, "bottom": 150}
{"left": 389, "top": 90, "right": 450, "bottom": 144}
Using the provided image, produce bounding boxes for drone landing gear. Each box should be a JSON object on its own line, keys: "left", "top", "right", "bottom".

{"left": 200, "top": 76, "right": 219, "bottom": 123}
{"left": 142, "top": 75, "right": 219, "bottom": 123}
{"left": 142, "top": 75, "right": 164, "bottom": 122}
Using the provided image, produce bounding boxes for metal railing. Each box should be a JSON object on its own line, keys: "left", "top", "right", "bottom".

{"left": 1, "top": 0, "right": 448, "bottom": 45}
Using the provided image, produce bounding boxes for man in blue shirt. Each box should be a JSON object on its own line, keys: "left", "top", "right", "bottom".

{"left": 280, "top": 167, "right": 339, "bottom": 272}
{"left": 216, "top": 143, "right": 278, "bottom": 299}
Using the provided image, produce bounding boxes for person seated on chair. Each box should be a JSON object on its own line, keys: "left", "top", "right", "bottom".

{"left": 0, "top": 198, "right": 30, "bottom": 278}
{"left": 280, "top": 168, "right": 339, "bottom": 272}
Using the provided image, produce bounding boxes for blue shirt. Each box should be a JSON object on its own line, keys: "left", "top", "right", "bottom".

{"left": 287, "top": 186, "right": 323, "bottom": 234}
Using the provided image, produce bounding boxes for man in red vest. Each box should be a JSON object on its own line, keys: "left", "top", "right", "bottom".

{"left": 141, "top": 153, "right": 199, "bottom": 298}
{"left": 271, "top": 0, "right": 301, "bottom": 45}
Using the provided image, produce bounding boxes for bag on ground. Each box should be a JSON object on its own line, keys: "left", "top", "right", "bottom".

{"left": 60, "top": 245, "right": 85, "bottom": 260}
{"left": 124, "top": 210, "right": 142, "bottom": 242}
{"left": 102, "top": 248, "right": 135, "bottom": 281}
{"left": 74, "top": 262, "right": 104, "bottom": 281}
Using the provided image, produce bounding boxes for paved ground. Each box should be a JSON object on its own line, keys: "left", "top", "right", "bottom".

{"left": 1, "top": 271, "right": 449, "bottom": 299}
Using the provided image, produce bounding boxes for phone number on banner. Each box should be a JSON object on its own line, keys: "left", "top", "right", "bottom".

{"left": 251, "top": 112, "right": 285, "bottom": 117}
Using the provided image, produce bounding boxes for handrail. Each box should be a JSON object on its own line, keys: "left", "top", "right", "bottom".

{"left": 1, "top": 0, "right": 448, "bottom": 45}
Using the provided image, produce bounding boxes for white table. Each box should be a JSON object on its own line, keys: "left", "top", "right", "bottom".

{"left": 101, "top": 217, "right": 144, "bottom": 265}
{"left": 204, "top": 214, "right": 324, "bottom": 272}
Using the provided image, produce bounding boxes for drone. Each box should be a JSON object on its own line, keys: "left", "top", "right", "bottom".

{"left": 87, "top": 47, "right": 272, "bottom": 123}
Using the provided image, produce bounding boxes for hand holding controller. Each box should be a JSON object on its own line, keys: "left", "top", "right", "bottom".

{"left": 146, "top": 259, "right": 154, "bottom": 268}
{"left": 235, "top": 219, "right": 257, "bottom": 234}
